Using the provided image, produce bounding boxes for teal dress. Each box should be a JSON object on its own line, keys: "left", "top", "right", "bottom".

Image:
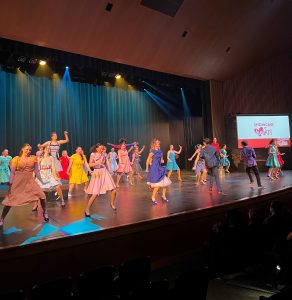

{"left": 0, "top": 155, "right": 12, "bottom": 183}
{"left": 220, "top": 149, "right": 230, "bottom": 167}
{"left": 167, "top": 151, "right": 180, "bottom": 171}
{"left": 266, "top": 145, "right": 280, "bottom": 168}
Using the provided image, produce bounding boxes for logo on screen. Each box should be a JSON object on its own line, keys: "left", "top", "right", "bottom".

{"left": 254, "top": 127, "right": 272, "bottom": 136}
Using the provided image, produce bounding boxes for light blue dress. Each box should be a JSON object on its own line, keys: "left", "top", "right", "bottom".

{"left": 109, "top": 152, "right": 118, "bottom": 172}
{"left": 0, "top": 155, "right": 12, "bottom": 183}
{"left": 166, "top": 151, "right": 180, "bottom": 171}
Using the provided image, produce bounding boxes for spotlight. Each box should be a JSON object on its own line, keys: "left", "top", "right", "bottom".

{"left": 39, "top": 60, "right": 47, "bottom": 66}
{"left": 66, "top": 66, "right": 69, "bottom": 69}
{"left": 115, "top": 74, "right": 121, "bottom": 79}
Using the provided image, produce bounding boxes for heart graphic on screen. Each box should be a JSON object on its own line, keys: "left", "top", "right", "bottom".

{"left": 254, "top": 127, "right": 264, "bottom": 136}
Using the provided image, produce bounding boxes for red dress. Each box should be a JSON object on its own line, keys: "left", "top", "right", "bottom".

{"left": 59, "top": 156, "right": 70, "bottom": 180}
{"left": 211, "top": 142, "right": 221, "bottom": 154}
{"left": 277, "top": 154, "right": 284, "bottom": 167}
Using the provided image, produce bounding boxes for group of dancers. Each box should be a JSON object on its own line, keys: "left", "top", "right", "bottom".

{"left": 0, "top": 132, "right": 286, "bottom": 228}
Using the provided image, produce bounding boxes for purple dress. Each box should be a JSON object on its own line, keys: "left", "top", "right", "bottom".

{"left": 147, "top": 149, "right": 171, "bottom": 187}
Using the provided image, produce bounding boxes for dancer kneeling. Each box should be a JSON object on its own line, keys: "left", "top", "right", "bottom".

{"left": 0, "top": 144, "right": 49, "bottom": 228}
{"left": 146, "top": 139, "right": 171, "bottom": 205}
{"left": 84, "top": 144, "right": 116, "bottom": 217}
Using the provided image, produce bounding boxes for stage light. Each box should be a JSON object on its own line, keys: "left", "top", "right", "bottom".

{"left": 115, "top": 74, "right": 121, "bottom": 79}
{"left": 39, "top": 60, "right": 46, "bottom": 66}
{"left": 276, "top": 265, "right": 281, "bottom": 271}
{"left": 66, "top": 66, "right": 69, "bottom": 69}
{"left": 17, "top": 56, "right": 26, "bottom": 63}
{"left": 29, "top": 58, "right": 38, "bottom": 64}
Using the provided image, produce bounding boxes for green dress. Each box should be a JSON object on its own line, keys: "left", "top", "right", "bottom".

{"left": 220, "top": 149, "right": 230, "bottom": 167}
{"left": 0, "top": 155, "right": 12, "bottom": 183}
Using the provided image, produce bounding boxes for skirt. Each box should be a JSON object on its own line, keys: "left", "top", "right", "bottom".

{"left": 147, "top": 176, "right": 172, "bottom": 188}
{"left": 69, "top": 168, "right": 89, "bottom": 184}
{"left": 166, "top": 161, "right": 180, "bottom": 171}
{"left": 52, "top": 156, "right": 63, "bottom": 172}
{"left": 0, "top": 168, "right": 10, "bottom": 183}
{"left": 2, "top": 171, "right": 46, "bottom": 206}
{"left": 85, "top": 167, "right": 116, "bottom": 195}
{"left": 220, "top": 157, "right": 230, "bottom": 167}
{"left": 132, "top": 161, "right": 142, "bottom": 174}
{"left": 193, "top": 160, "right": 206, "bottom": 174}
{"left": 35, "top": 176, "right": 61, "bottom": 192}
{"left": 116, "top": 161, "right": 133, "bottom": 174}
{"left": 277, "top": 154, "right": 284, "bottom": 167}
{"left": 266, "top": 154, "right": 280, "bottom": 168}
{"left": 110, "top": 159, "right": 118, "bottom": 172}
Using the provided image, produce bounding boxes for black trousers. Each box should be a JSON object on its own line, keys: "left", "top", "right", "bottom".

{"left": 246, "top": 166, "right": 262, "bottom": 187}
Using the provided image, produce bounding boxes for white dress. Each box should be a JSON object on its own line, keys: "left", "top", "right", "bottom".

{"left": 35, "top": 157, "right": 62, "bottom": 191}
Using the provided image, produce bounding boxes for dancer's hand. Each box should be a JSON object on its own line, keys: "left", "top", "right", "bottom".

{"left": 188, "top": 158, "right": 192, "bottom": 161}
{"left": 64, "top": 131, "right": 68, "bottom": 135}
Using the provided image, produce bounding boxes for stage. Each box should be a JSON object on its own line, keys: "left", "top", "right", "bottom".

{"left": 1, "top": 171, "right": 292, "bottom": 250}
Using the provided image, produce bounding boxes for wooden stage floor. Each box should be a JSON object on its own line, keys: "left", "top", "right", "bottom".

{"left": 1, "top": 171, "right": 292, "bottom": 250}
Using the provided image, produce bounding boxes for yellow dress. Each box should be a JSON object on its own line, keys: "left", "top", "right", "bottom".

{"left": 69, "top": 154, "right": 89, "bottom": 184}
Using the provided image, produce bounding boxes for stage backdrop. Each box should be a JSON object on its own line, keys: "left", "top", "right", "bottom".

{"left": 0, "top": 68, "right": 172, "bottom": 163}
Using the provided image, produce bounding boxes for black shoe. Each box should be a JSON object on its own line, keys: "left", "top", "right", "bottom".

{"left": 32, "top": 205, "right": 38, "bottom": 212}
{"left": 209, "top": 188, "right": 213, "bottom": 192}
{"left": 61, "top": 202, "right": 66, "bottom": 208}
{"left": 85, "top": 212, "right": 91, "bottom": 218}
{"left": 43, "top": 212, "right": 49, "bottom": 222}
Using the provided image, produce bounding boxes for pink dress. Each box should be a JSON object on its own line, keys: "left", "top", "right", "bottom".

{"left": 85, "top": 153, "right": 116, "bottom": 195}
{"left": 116, "top": 149, "right": 133, "bottom": 174}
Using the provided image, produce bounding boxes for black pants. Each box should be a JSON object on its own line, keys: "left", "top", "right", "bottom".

{"left": 246, "top": 166, "right": 261, "bottom": 187}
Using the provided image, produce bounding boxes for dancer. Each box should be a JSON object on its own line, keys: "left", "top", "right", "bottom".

{"left": 116, "top": 144, "right": 134, "bottom": 187}
{"left": 59, "top": 150, "right": 70, "bottom": 180}
{"left": 220, "top": 144, "right": 230, "bottom": 173}
{"left": 39, "top": 131, "right": 69, "bottom": 173}
{"left": 0, "top": 149, "right": 12, "bottom": 184}
{"left": 84, "top": 144, "right": 116, "bottom": 217}
{"left": 146, "top": 139, "right": 171, "bottom": 204}
{"left": 266, "top": 139, "right": 280, "bottom": 180}
{"left": 108, "top": 148, "right": 118, "bottom": 174}
{"left": 35, "top": 146, "right": 65, "bottom": 207}
{"left": 276, "top": 142, "right": 285, "bottom": 176}
{"left": 240, "top": 141, "right": 263, "bottom": 188}
{"left": 67, "top": 146, "right": 92, "bottom": 197}
{"left": 0, "top": 144, "right": 49, "bottom": 228}
{"left": 36, "top": 144, "right": 44, "bottom": 158}
{"left": 188, "top": 144, "right": 207, "bottom": 185}
{"left": 107, "top": 138, "right": 134, "bottom": 150}
{"left": 167, "top": 145, "right": 182, "bottom": 181}
{"left": 200, "top": 138, "right": 224, "bottom": 194}
{"left": 211, "top": 137, "right": 221, "bottom": 155}
{"left": 131, "top": 145, "right": 146, "bottom": 179}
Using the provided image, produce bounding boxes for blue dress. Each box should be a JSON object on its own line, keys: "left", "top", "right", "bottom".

{"left": 166, "top": 151, "right": 180, "bottom": 171}
{"left": 147, "top": 149, "right": 171, "bottom": 187}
